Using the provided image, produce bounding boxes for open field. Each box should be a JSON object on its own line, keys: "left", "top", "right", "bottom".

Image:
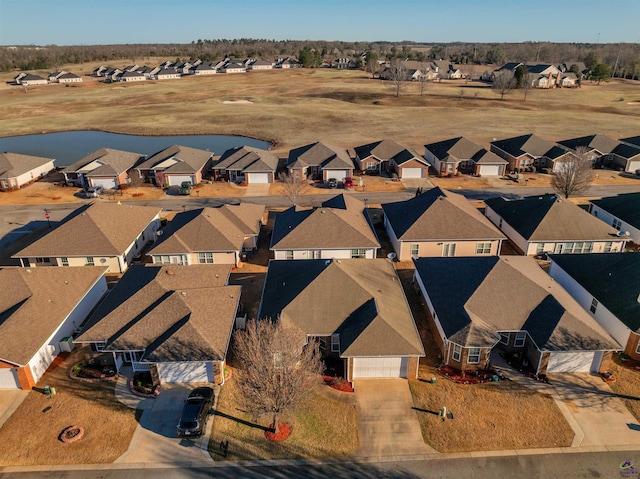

{"left": 1, "top": 60, "right": 640, "bottom": 157}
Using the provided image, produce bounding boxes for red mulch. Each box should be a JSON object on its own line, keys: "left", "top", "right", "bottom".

{"left": 265, "top": 422, "right": 292, "bottom": 442}
{"left": 437, "top": 365, "right": 503, "bottom": 385}
{"left": 323, "top": 375, "right": 354, "bottom": 392}
{"left": 44, "top": 352, "right": 71, "bottom": 374}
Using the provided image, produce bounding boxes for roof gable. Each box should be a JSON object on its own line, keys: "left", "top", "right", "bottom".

{"left": 590, "top": 193, "right": 640, "bottom": 230}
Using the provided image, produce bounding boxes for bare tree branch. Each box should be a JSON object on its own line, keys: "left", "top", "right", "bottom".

{"left": 492, "top": 71, "right": 515, "bottom": 100}
{"left": 278, "top": 171, "right": 303, "bottom": 207}
{"left": 551, "top": 146, "right": 594, "bottom": 198}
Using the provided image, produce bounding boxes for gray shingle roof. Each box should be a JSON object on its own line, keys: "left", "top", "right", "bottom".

{"left": 287, "top": 142, "right": 353, "bottom": 170}
{"left": 76, "top": 264, "right": 238, "bottom": 362}
{"left": 14, "top": 203, "right": 161, "bottom": 257}
{"left": 0, "top": 152, "right": 54, "bottom": 179}
{"left": 0, "top": 266, "right": 107, "bottom": 365}
{"left": 425, "top": 137, "right": 507, "bottom": 165}
{"left": 354, "top": 140, "right": 406, "bottom": 161}
{"left": 270, "top": 194, "right": 379, "bottom": 250}
{"left": 413, "top": 256, "right": 619, "bottom": 350}
{"left": 549, "top": 253, "right": 640, "bottom": 333}
{"left": 491, "top": 134, "right": 563, "bottom": 159}
{"left": 214, "top": 146, "right": 278, "bottom": 173}
{"left": 382, "top": 187, "right": 505, "bottom": 241}
{"left": 485, "top": 193, "right": 619, "bottom": 242}
{"left": 259, "top": 259, "right": 424, "bottom": 357}
{"left": 137, "top": 145, "right": 213, "bottom": 173}
{"left": 63, "top": 148, "right": 144, "bottom": 177}
{"left": 557, "top": 134, "right": 620, "bottom": 155}
{"left": 590, "top": 193, "right": 640, "bottom": 230}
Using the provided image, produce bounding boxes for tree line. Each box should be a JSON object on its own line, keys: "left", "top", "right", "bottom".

{"left": 1, "top": 40, "right": 639, "bottom": 79}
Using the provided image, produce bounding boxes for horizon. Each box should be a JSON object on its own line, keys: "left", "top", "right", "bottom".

{"left": 1, "top": 0, "right": 638, "bottom": 46}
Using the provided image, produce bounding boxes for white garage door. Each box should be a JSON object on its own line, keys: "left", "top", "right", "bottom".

{"left": 627, "top": 160, "right": 640, "bottom": 173}
{"left": 168, "top": 175, "right": 195, "bottom": 186}
{"left": 0, "top": 368, "right": 19, "bottom": 389}
{"left": 401, "top": 168, "right": 423, "bottom": 178}
{"left": 352, "top": 357, "right": 408, "bottom": 378}
{"left": 91, "top": 178, "right": 118, "bottom": 189}
{"left": 157, "top": 361, "right": 209, "bottom": 383}
{"left": 478, "top": 165, "right": 502, "bottom": 176}
{"left": 547, "top": 352, "right": 599, "bottom": 373}
{"left": 325, "top": 170, "right": 349, "bottom": 181}
{"left": 247, "top": 172, "right": 270, "bottom": 184}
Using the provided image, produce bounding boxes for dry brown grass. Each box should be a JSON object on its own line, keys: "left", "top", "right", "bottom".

{"left": 608, "top": 355, "right": 640, "bottom": 422}
{"left": 396, "top": 266, "right": 575, "bottom": 452}
{"left": 209, "top": 373, "right": 358, "bottom": 460}
{"left": 2, "top": 61, "right": 639, "bottom": 156}
{"left": 0, "top": 349, "right": 138, "bottom": 466}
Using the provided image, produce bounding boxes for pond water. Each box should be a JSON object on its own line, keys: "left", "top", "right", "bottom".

{"left": 0, "top": 131, "right": 271, "bottom": 166}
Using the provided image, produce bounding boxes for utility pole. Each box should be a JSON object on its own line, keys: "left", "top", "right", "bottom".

{"left": 612, "top": 44, "right": 622, "bottom": 79}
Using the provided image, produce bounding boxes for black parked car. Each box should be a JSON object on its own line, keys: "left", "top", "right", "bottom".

{"left": 176, "top": 387, "right": 214, "bottom": 437}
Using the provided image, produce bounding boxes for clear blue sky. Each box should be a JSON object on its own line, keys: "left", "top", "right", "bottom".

{"left": 1, "top": 0, "right": 638, "bottom": 45}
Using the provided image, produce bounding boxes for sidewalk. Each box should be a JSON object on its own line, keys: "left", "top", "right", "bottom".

{"left": 114, "top": 366, "right": 155, "bottom": 411}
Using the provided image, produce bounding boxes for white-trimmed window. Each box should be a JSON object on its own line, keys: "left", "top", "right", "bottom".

{"left": 365, "top": 161, "right": 377, "bottom": 171}
{"left": 308, "top": 250, "right": 321, "bottom": 259}
{"left": 86, "top": 257, "right": 95, "bottom": 266}
{"left": 475, "top": 242, "right": 491, "bottom": 255}
{"left": 603, "top": 241, "right": 613, "bottom": 253}
{"left": 331, "top": 334, "right": 340, "bottom": 352}
{"left": 285, "top": 250, "right": 294, "bottom": 260}
{"left": 351, "top": 249, "right": 366, "bottom": 259}
{"left": 536, "top": 243, "right": 545, "bottom": 255}
{"left": 514, "top": 331, "right": 526, "bottom": 347}
{"left": 499, "top": 332, "right": 509, "bottom": 345}
{"left": 442, "top": 243, "right": 456, "bottom": 257}
{"left": 452, "top": 343, "right": 462, "bottom": 362}
{"left": 410, "top": 244, "right": 419, "bottom": 257}
{"left": 612, "top": 218, "right": 622, "bottom": 231}
{"left": 198, "top": 252, "right": 214, "bottom": 264}
{"left": 319, "top": 338, "right": 326, "bottom": 350}
{"left": 590, "top": 298, "right": 598, "bottom": 313}
{"left": 468, "top": 348, "right": 481, "bottom": 364}
{"left": 60, "top": 257, "right": 69, "bottom": 266}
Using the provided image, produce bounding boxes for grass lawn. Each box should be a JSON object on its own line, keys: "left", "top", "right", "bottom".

{"left": 396, "top": 264, "right": 575, "bottom": 452}
{"left": 208, "top": 372, "right": 358, "bottom": 460}
{"left": 608, "top": 354, "right": 640, "bottom": 422}
{"left": 0, "top": 349, "right": 138, "bottom": 466}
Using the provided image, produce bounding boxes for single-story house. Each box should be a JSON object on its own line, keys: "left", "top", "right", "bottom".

{"left": 221, "top": 62, "right": 246, "bottom": 73}
{"left": 353, "top": 140, "right": 429, "bottom": 178}
{"left": 14, "top": 73, "right": 48, "bottom": 86}
{"left": 413, "top": 255, "right": 620, "bottom": 375}
{"left": 155, "top": 68, "right": 181, "bottom": 80}
{"left": 560, "top": 72, "right": 578, "bottom": 87}
{"left": 490, "top": 134, "right": 577, "bottom": 172}
{"left": 270, "top": 194, "right": 379, "bottom": 260}
{"left": 148, "top": 203, "right": 265, "bottom": 266}
{"left": 75, "top": 264, "right": 239, "bottom": 384}
{"left": 248, "top": 59, "right": 273, "bottom": 70}
{"left": 259, "top": 258, "right": 425, "bottom": 380}
{"left": 13, "top": 202, "right": 162, "bottom": 274}
{"left": 286, "top": 142, "right": 354, "bottom": 183}
{"left": 382, "top": 187, "right": 505, "bottom": 260}
{"left": 136, "top": 144, "right": 214, "bottom": 187}
{"left": 589, "top": 192, "right": 640, "bottom": 244}
{"left": 191, "top": 63, "right": 217, "bottom": 75}
{"left": 116, "top": 71, "right": 146, "bottom": 82}
{"left": 556, "top": 134, "right": 620, "bottom": 166}
{"left": 424, "top": 137, "right": 508, "bottom": 176}
{"left": 0, "top": 266, "right": 108, "bottom": 389}
{"left": 0, "top": 152, "right": 55, "bottom": 191}
{"left": 549, "top": 253, "right": 640, "bottom": 361}
{"left": 484, "top": 193, "right": 625, "bottom": 256}
{"left": 213, "top": 146, "right": 279, "bottom": 184}
{"left": 62, "top": 147, "right": 145, "bottom": 189}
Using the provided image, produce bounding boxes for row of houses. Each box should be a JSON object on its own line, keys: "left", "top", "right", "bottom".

{"left": 3, "top": 179, "right": 640, "bottom": 389}
{"left": 380, "top": 60, "right": 466, "bottom": 81}
{"left": 481, "top": 62, "right": 589, "bottom": 88}
{"left": 14, "top": 70, "right": 83, "bottom": 86}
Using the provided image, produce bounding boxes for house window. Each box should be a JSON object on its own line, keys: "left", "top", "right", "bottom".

{"left": 198, "top": 252, "right": 214, "bottom": 264}
{"left": 285, "top": 250, "right": 294, "bottom": 260}
{"left": 603, "top": 241, "right": 613, "bottom": 253}
{"left": 35, "top": 257, "right": 48, "bottom": 264}
{"left": 442, "top": 243, "right": 456, "bottom": 257}
{"left": 499, "top": 332, "right": 509, "bottom": 345}
{"left": 536, "top": 243, "right": 545, "bottom": 255}
{"left": 308, "top": 250, "right": 321, "bottom": 259}
{"left": 319, "top": 338, "right": 326, "bottom": 350}
{"left": 351, "top": 249, "right": 366, "bottom": 259}
{"left": 468, "top": 348, "right": 481, "bottom": 364}
{"left": 612, "top": 218, "right": 622, "bottom": 231}
{"left": 514, "top": 331, "right": 526, "bottom": 347}
{"left": 60, "top": 257, "right": 69, "bottom": 267}
{"left": 365, "top": 161, "right": 377, "bottom": 170}
{"left": 452, "top": 344, "right": 462, "bottom": 362}
{"left": 86, "top": 257, "right": 95, "bottom": 266}
{"left": 410, "top": 244, "right": 419, "bottom": 257}
{"left": 475, "top": 242, "right": 491, "bottom": 255}
{"left": 331, "top": 334, "right": 340, "bottom": 352}
{"left": 590, "top": 298, "right": 598, "bottom": 313}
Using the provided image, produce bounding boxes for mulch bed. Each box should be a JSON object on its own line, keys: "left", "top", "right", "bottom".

{"left": 323, "top": 375, "right": 354, "bottom": 392}
{"left": 437, "top": 365, "right": 503, "bottom": 385}
{"left": 265, "top": 422, "right": 292, "bottom": 442}
{"left": 500, "top": 353, "right": 549, "bottom": 384}
{"left": 68, "top": 359, "right": 118, "bottom": 382}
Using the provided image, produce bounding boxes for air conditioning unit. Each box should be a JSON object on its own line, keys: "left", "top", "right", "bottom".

{"left": 59, "top": 336, "right": 75, "bottom": 353}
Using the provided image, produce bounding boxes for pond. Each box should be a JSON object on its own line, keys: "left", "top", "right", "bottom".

{"left": 0, "top": 131, "right": 271, "bottom": 166}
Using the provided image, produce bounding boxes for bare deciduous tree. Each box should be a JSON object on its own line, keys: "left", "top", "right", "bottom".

{"left": 417, "top": 62, "right": 430, "bottom": 96}
{"left": 128, "top": 169, "right": 145, "bottom": 194}
{"left": 278, "top": 171, "right": 303, "bottom": 206}
{"left": 233, "top": 319, "right": 323, "bottom": 434}
{"left": 492, "top": 71, "right": 515, "bottom": 100}
{"left": 551, "top": 146, "right": 594, "bottom": 198}
{"left": 386, "top": 60, "right": 408, "bottom": 97}
{"left": 522, "top": 71, "right": 538, "bottom": 102}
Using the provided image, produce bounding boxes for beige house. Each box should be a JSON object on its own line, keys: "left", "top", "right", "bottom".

{"left": 213, "top": 146, "right": 279, "bottom": 184}
{"left": 62, "top": 147, "right": 145, "bottom": 189}
{"left": 259, "top": 259, "right": 424, "bottom": 380}
{"left": 0, "top": 152, "right": 55, "bottom": 191}
{"left": 353, "top": 139, "right": 429, "bottom": 178}
{"left": 484, "top": 193, "right": 625, "bottom": 256}
{"left": 75, "top": 264, "right": 239, "bottom": 385}
{"left": 382, "top": 187, "right": 505, "bottom": 260}
{"left": 286, "top": 142, "right": 354, "bottom": 183}
{"left": 424, "top": 137, "right": 508, "bottom": 176}
{"left": 13, "top": 203, "right": 162, "bottom": 273}
{"left": 490, "top": 134, "right": 576, "bottom": 172}
{"left": 414, "top": 256, "right": 619, "bottom": 375}
{"left": 136, "top": 145, "right": 214, "bottom": 187}
{"left": 270, "top": 194, "right": 379, "bottom": 260}
{"left": 0, "top": 266, "right": 108, "bottom": 390}
{"left": 148, "top": 204, "right": 265, "bottom": 267}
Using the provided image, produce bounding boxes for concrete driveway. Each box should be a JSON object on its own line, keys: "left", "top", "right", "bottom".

{"left": 352, "top": 379, "right": 436, "bottom": 458}
{"left": 548, "top": 373, "right": 640, "bottom": 447}
{"left": 115, "top": 383, "right": 214, "bottom": 464}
